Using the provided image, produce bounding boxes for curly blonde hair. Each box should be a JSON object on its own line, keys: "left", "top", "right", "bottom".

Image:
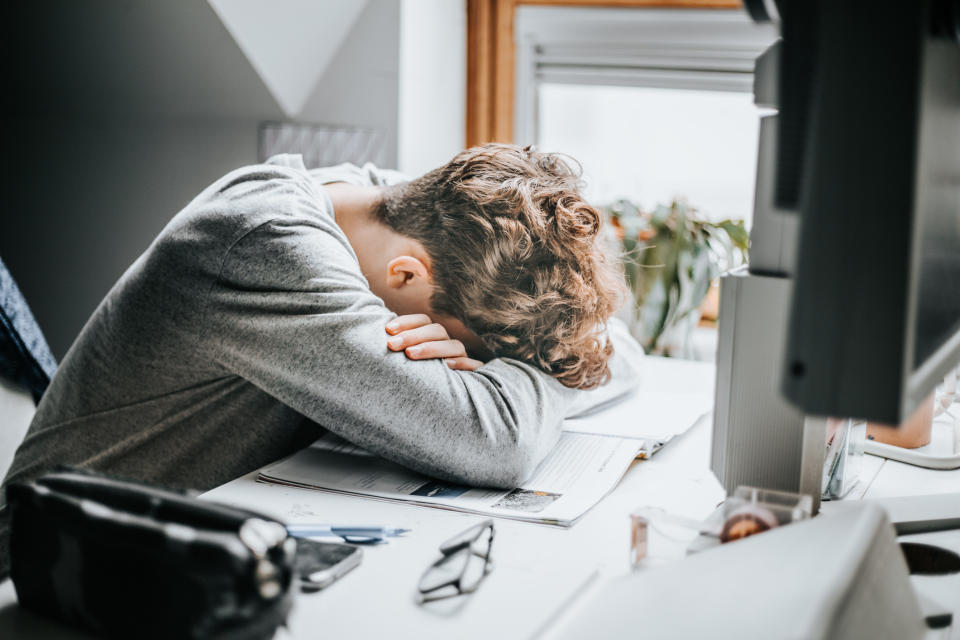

{"left": 376, "top": 144, "right": 625, "bottom": 389}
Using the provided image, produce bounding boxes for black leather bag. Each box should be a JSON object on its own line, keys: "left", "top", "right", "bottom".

{"left": 7, "top": 469, "right": 295, "bottom": 639}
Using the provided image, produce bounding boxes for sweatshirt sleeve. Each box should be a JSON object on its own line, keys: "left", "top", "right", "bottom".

{"left": 203, "top": 214, "right": 578, "bottom": 488}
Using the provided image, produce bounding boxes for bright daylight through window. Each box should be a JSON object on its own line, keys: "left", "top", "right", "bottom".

{"left": 537, "top": 84, "right": 762, "bottom": 226}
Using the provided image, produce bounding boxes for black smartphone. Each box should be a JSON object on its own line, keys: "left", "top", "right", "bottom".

{"left": 294, "top": 539, "right": 363, "bottom": 592}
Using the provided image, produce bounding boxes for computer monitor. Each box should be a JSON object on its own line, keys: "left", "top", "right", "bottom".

{"left": 747, "top": 0, "right": 960, "bottom": 425}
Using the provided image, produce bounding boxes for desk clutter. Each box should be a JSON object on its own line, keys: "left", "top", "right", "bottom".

{"left": 1, "top": 359, "right": 716, "bottom": 638}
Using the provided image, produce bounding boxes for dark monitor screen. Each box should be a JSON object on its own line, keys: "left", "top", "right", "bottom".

{"left": 771, "top": 0, "right": 960, "bottom": 425}
{"left": 913, "top": 41, "right": 960, "bottom": 372}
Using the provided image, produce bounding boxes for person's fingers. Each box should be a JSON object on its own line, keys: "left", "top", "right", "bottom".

{"left": 387, "top": 323, "right": 449, "bottom": 351}
{"left": 385, "top": 314, "right": 433, "bottom": 335}
{"left": 443, "top": 356, "right": 484, "bottom": 371}
{"left": 403, "top": 339, "right": 467, "bottom": 360}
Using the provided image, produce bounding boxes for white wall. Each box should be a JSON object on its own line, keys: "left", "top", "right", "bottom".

{"left": 397, "top": 0, "right": 466, "bottom": 177}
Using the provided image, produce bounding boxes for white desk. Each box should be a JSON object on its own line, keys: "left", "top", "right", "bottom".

{"left": 1, "top": 403, "right": 958, "bottom": 638}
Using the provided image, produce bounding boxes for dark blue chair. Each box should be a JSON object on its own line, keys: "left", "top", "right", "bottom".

{"left": 0, "top": 257, "right": 56, "bottom": 404}
{"left": 1, "top": 256, "right": 57, "bottom": 479}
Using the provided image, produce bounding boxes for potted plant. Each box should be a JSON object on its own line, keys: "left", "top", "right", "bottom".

{"left": 605, "top": 199, "right": 749, "bottom": 357}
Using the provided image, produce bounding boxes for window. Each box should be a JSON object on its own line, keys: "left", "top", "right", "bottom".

{"left": 513, "top": 6, "right": 777, "bottom": 223}
{"left": 538, "top": 84, "right": 761, "bottom": 223}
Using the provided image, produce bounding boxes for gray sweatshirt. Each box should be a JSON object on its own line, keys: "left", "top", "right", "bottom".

{"left": 2, "top": 155, "right": 640, "bottom": 504}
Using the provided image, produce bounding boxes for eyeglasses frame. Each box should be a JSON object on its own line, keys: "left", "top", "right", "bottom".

{"left": 417, "top": 519, "right": 496, "bottom": 598}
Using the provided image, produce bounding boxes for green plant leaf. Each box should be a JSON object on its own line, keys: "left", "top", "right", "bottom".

{"left": 606, "top": 198, "right": 749, "bottom": 354}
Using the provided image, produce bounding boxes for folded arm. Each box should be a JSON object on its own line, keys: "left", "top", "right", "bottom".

{"left": 203, "top": 216, "right": 578, "bottom": 488}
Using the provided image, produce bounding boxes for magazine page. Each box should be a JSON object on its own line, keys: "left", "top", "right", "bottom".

{"left": 258, "top": 431, "right": 641, "bottom": 526}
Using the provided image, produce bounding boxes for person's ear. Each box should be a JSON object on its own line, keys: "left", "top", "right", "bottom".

{"left": 385, "top": 256, "right": 430, "bottom": 289}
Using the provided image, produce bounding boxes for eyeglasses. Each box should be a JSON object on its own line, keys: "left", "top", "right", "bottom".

{"left": 417, "top": 519, "right": 495, "bottom": 601}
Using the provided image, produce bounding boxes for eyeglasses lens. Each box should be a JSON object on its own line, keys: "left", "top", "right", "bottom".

{"left": 458, "top": 527, "right": 493, "bottom": 592}
{"left": 419, "top": 549, "right": 471, "bottom": 594}
{"left": 439, "top": 520, "right": 489, "bottom": 554}
{"left": 419, "top": 522, "right": 494, "bottom": 597}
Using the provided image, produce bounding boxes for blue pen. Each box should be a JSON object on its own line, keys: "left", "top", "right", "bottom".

{"left": 286, "top": 524, "right": 411, "bottom": 541}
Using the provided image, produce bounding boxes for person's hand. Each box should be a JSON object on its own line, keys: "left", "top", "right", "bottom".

{"left": 385, "top": 314, "right": 484, "bottom": 371}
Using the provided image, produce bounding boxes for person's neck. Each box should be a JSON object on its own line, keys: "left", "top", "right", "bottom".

{"left": 324, "top": 182, "right": 383, "bottom": 237}
{"left": 324, "top": 182, "right": 419, "bottom": 294}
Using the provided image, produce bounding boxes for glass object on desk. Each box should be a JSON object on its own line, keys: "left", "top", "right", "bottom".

{"left": 822, "top": 417, "right": 867, "bottom": 500}
{"left": 629, "top": 507, "right": 718, "bottom": 568}
{"left": 711, "top": 487, "right": 813, "bottom": 542}
{"left": 418, "top": 520, "right": 495, "bottom": 602}
{"left": 629, "top": 487, "right": 813, "bottom": 567}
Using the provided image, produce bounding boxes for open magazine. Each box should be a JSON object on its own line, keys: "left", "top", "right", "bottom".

{"left": 258, "top": 430, "right": 650, "bottom": 526}
{"left": 258, "top": 357, "right": 715, "bottom": 526}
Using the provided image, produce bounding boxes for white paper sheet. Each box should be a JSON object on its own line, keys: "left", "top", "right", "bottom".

{"left": 564, "top": 356, "right": 715, "bottom": 440}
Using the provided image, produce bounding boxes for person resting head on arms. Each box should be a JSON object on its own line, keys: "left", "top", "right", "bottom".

{"left": 0, "top": 143, "right": 642, "bottom": 576}
{"left": 330, "top": 143, "right": 625, "bottom": 388}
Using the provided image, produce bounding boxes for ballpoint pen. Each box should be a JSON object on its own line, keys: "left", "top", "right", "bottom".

{"left": 286, "top": 524, "right": 411, "bottom": 542}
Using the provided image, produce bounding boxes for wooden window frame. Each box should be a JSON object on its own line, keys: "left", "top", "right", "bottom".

{"left": 466, "top": 0, "right": 743, "bottom": 147}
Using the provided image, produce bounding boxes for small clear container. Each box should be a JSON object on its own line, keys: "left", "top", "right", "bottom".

{"left": 628, "top": 507, "right": 712, "bottom": 568}
{"left": 703, "top": 486, "right": 813, "bottom": 544}
{"left": 629, "top": 486, "right": 814, "bottom": 567}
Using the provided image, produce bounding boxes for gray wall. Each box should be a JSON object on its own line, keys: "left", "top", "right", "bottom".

{"left": 1, "top": 0, "right": 400, "bottom": 359}
{"left": 4, "top": 117, "right": 263, "bottom": 359}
